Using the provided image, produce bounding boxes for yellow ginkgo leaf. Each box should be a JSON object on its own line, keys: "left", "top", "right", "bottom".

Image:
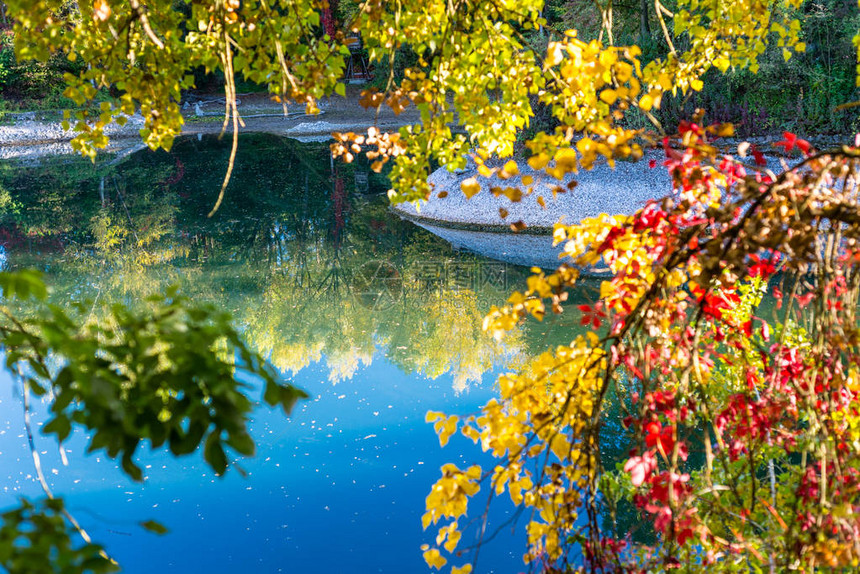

{"left": 423, "top": 548, "right": 447, "bottom": 570}
{"left": 528, "top": 154, "right": 550, "bottom": 171}
{"left": 599, "top": 89, "right": 618, "bottom": 105}
{"left": 461, "top": 178, "right": 481, "bottom": 199}
{"left": 638, "top": 94, "right": 654, "bottom": 112}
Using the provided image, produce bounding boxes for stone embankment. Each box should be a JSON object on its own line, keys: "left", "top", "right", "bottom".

{"left": 391, "top": 154, "right": 671, "bottom": 268}
{"left": 392, "top": 152, "right": 795, "bottom": 269}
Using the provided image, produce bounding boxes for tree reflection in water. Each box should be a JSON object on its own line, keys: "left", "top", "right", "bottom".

{"left": 0, "top": 134, "right": 530, "bottom": 392}
{"left": 0, "top": 134, "right": 648, "bottom": 556}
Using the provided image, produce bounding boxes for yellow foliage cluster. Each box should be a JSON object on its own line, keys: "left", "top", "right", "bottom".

{"left": 423, "top": 334, "right": 605, "bottom": 565}
{"left": 5, "top": 0, "right": 851, "bottom": 571}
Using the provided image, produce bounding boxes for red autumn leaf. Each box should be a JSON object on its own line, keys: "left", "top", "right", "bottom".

{"left": 678, "top": 121, "right": 701, "bottom": 136}
{"left": 748, "top": 252, "right": 779, "bottom": 278}
{"left": 796, "top": 292, "right": 815, "bottom": 308}
{"left": 774, "top": 131, "right": 811, "bottom": 155}
{"left": 644, "top": 421, "right": 662, "bottom": 448}
{"left": 623, "top": 452, "right": 657, "bottom": 487}
{"left": 578, "top": 303, "right": 606, "bottom": 329}
{"left": 775, "top": 131, "right": 797, "bottom": 152}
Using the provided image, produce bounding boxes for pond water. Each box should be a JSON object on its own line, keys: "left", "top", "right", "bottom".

{"left": 0, "top": 135, "right": 597, "bottom": 573}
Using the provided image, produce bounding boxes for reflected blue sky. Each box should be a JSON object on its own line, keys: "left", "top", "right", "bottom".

{"left": 0, "top": 137, "right": 542, "bottom": 573}
{"left": 0, "top": 353, "right": 524, "bottom": 573}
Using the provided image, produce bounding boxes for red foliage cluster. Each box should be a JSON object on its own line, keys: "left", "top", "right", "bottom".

{"left": 570, "top": 128, "right": 860, "bottom": 570}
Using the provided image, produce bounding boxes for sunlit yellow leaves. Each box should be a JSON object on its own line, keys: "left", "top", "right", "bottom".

{"left": 451, "top": 565, "right": 473, "bottom": 574}
{"left": 541, "top": 37, "right": 644, "bottom": 160}
{"left": 424, "top": 331, "right": 601, "bottom": 565}
{"left": 526, "top": 519, "right": 563, "bottom": 562}
{"left": 639, "top": 93, "right": 655, "bottom": 111}
{"left": 93, "top": 0, "right": 111, "bottom": 22}
{"left": 354, "top": 0, "right": 547, "bottom": 201}
{"left": 476, "top": 162, "right": 494, "bottom": 178}
{"left": 435, "top": 521, "right": 462, "bottom": 552}
{"left": 426, "top": 411, "right": 444, "bottom": 424}
{"left": 545, "top": 41, "right": 566, "bottom": 68}
{"left": 422, "top": 547, "right": 447, "bottom": 569}
{"left": 460, "top": 178, "right": 481, "bottom": 199}
{"left": 528, "top": 154, "right": 550, "bottom": 171}
{"left": 656, "top": 0, "right": 807, "bottom": 96}
{"left": 10, "top": 0, "right": 350, "bottom": 159}
{"left": 461, "top": 424, "right": 480, "bottom": 443}
{"left": 600, "top": 89, "right": 618, "bottom": 105}
{"left": 714, "top": 57, "right": 731, "bottom": 73}
{"left": 423, "top": 463, "right": 482, "bottom": 532}
{"left": 434, "top": 415, "right": 459, "bottom": 447}
{"left": 427, "top": 412, "right": 461, "bottom": 448}
{"left": 549, "top": 435, "right": 573, "bottom": 461}
{"left": 547, "top": 148, "right": 578, "bottom": 179}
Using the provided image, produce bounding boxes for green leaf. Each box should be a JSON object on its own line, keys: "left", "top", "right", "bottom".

{"left": 0, "top": 270, "right": 47, "bottom": 301}
{"left": 227, "top": 431, "right": 255, "bottom": 457}
{"left": 204, "top": 433, "right": 228, "bottom": 475}
{"left": 43, "top": 416, "right": 72, "bottom": 443}
{"left": 121, "top": 453, "right": 143, "bottom": 482}
{"left": 279, "top": 385, "right": 309, "bottom": 415}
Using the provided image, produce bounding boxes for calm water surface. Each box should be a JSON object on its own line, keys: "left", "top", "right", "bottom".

{"left": 0, "top": 135, "right": 592, "bottom": 573}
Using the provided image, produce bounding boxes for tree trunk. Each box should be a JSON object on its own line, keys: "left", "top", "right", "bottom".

{"left": 640, "top": 0, "right": 651, "bottom": 41}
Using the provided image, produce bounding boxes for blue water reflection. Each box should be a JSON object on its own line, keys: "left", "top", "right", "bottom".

{"left": 0, "top": 356, "right": 523, "bottom": 572}
{"left": 0, "top": 137, "right": 546, "bottom": 573}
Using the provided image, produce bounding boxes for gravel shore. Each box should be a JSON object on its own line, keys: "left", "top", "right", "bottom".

{"left": 0, "top": 88, "right": 420, "bottom": 161}
{"left": 393, "top": 154, "right": 674, "bottom": 232}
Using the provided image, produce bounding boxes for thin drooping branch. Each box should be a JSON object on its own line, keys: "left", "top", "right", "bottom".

{"left": 18, "top": 370, "right": 115, "bottom": 567}
{"left": 129, "top": 0, "right": 164, "bottom": 50}
{"left": 209, "top": 28, "right": 242, "bottom": 218}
